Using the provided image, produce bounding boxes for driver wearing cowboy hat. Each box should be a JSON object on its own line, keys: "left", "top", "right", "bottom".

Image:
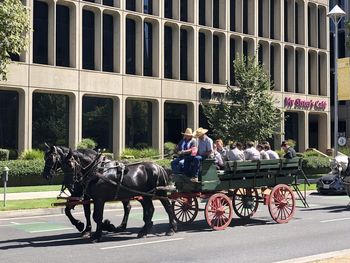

{"left": 184, "top": 127, "right": 214, "bottom": 182}
{"left": 171, "top": 128, "right": 197, "bottom": 174}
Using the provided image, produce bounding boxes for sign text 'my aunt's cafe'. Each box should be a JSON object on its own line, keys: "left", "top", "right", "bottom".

{"left": 284, "top": 97, "right": 327, "bottom": 111}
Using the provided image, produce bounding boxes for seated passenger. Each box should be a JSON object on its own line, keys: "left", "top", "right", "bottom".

{"left": 281, "top": 141, "right": 297, "bottom": 159}
{"left": 227, "top": 142, "right": 245, "bottom": 161}
{"left": 257, "top": 144, "right": 270, "bottom": 160}
{"left": 264, "top": 144, "right": 280, "bottom": 160}
{"left": 184, "top": 127, "right": 213, "bottom": 182}
{"left": 215, "top": 139, "right": 227, "bottom": 161}
{"left": 244, "top": 141, "right": 261, "bottom": 161}
{"left": 171, "top": 128, "right": 197, "bottom": 174}
{"left": 213, "top": 144, "right": 224, "bottom": 169}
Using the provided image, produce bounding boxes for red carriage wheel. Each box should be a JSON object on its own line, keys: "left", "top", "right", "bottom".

{"left": 205, "top": 193, "right": 233, "bottom": 230}
{"left": 268, "top": 184, "right": 296, "bottom": 224}
{"left": 172, "top": 197, "right": 199, "bottom": 224}
{"left": 232, "top": 188, "right": 259, "bottom": 218}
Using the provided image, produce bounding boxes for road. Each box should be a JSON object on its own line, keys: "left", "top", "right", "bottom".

{"left": 1, "top": 193, "right": 350, "bottom": 263}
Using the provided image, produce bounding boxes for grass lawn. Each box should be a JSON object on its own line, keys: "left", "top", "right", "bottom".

{"left": 0, "top": 198, "right": 59, "bottom": 211}
{"left": 0, "top": 185, "right": 61, "bottom": 194}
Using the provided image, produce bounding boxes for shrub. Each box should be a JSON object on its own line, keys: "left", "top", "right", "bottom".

{"left": 103, "top": 153, "right": 114, "bottom": 160}
{"left": 8, "top": 149, "right": 18, "bottom": 160}
{"left": 275, "top": 149, "right": 285, "bottom": 158}
{"left": 77, "top": 138, "right": 97, "bottom": 150}
{"left": 134, "top": 143, "right": 150, "bottom": 150}
{"left": 164, "top": 142, "right": 176, "bottom": 157}
{"left": 155, "top": 159, "right": 171, "bottom": 168}
{"left": 0, "top": 149, "right": 9, "bottom": 161}
{"left": 19, "top": 149, "right": 44, "bottom": 160}
{"left": 284, "top": 139, "right": 296, "bottom": 148}
{"left": 0, "top": 159, "right": 63, "bottom": 186}
{"left": 302, "top": 156, "right": 331, "bottom": 175}
{"left": 122, "top": 148, "right": 159, "bottom": 159}
{"left": 339, "top": 146, "right": 350, "bottom": 156}
{"left": 303, "top": 150, "right": 322, "bottom": 158}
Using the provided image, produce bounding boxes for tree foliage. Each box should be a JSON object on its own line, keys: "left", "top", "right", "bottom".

{"left": 202, "top": 55, "right": 282, "bottom": 143}
{"left": 0, "top": 0, "right": 30, "bottom": 81}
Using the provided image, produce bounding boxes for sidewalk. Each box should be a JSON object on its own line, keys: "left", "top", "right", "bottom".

{"left": 4, "top": 191, "right": 58, "bottom": 200}
{"left": 277, "top": 249, "right": 350, "bottom": 263}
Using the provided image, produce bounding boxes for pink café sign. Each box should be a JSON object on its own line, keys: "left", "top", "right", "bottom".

{"left": 284, "top": 97, "right": 327, "bottom": 111}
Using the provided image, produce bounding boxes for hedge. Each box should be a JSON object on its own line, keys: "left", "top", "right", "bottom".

{"left": 0, "top": 159, "right": 63, "bottom": 187}
{"left": 302, "top": 155, "right": 331, "bottom": 175}
{"left": 0, "top": 149, "right": 9, "bottom": 161}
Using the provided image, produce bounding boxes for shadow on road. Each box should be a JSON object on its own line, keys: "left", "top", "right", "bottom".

{"left": 301, "top": 205, "right": 350, "bottom": 213}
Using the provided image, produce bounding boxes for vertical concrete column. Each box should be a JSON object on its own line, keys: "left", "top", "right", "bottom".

{"left": 298, "top": 111, "right": 308, "bottom": 152}
{"left": 121, "top": 96, "right": 126, "bottom": 151}
{"left": 18, "top": 89, "right": 30, "bottom": 153}
{"left": 70, "top": 2, "right": 78, "bottom": 68}
{"left": 187, "top": 101, "right": 196, "bottom": 131}
{"left": 48, "top": 0, "right": 56, "bottom": 65}
{"left": 112, "top": 96, "right": 122, "bottom": 157}
{"left": 318, "top": 113, "right": 329, "bottom": 153}
{"left": 69, "top": 92, "right": 80, "bottom": 148}
{"left": 152, "top": 99, "right": 162, "bottom": 155}
{"left": 274, "top": 111, "right": 284, "bottom": 149}
{"left": 78, "top": 5, "right": 83, "bottom": 70}
{"left": 27, "top": 88, "right": 34, "bottom": 149}
{"left": 205, "top": 0, "right": 213, "bottom": 27}
{"left": 120, "top": 11, "right": 125, "bottom": 75}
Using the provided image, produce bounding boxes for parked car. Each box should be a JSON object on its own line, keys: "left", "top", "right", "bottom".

{"left": 316, "top": 174, "right": 346, "bottom": 195}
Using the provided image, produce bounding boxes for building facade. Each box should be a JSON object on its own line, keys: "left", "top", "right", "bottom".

{"left": 329, "top": 0, "right": 350, "bottom": 145}
{"left": 0, "top": 0, "right": 331, "bottom": 156}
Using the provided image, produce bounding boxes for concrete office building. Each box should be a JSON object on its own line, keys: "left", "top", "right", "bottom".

{"left": 0, "top": 0, "right": 331, "bottom": 156}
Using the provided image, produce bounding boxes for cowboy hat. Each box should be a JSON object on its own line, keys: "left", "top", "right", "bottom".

{"left": 181, "top": 128, "right": 194, "bottom": 136}
{"left": 193, "top": 127, "right": 208, "bottom": 138}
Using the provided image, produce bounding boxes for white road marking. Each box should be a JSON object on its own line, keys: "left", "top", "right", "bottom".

{"left": 0, "top": 221, "right": 47, "bottom": 227}
{"left": 29, "top": 227, "right": 73, "bottom": 233}
{"left": 320, "top": 217, "right": 350, "bottom": 223}
{"left": 100, "top": 237, "right": 184, "bottom": 250}
{"left": 275, "top": 248, "right": 350, "bottom": 263}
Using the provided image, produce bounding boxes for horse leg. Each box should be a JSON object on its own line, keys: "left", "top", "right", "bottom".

{"left": 64, "top": 205, "right": 84, "bottom": 232}
{"left": 137, "top": 197, "right": 154, "bottom": 238}
{"left": 159, "top": 198, "right": 177, "bottom": 236}
{"left": 91, "top": 199, "right": 105, "bottom": 242}
{"left": 101, "top": 200, "right": 131, "bottom": 233}
{"left": 81, "top": 196, "right": 92, "bottom": 238}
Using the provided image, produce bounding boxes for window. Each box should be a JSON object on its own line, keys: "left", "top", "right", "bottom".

{"left": 180, "top": 29, "right": 188, "bottom": 80}
{"left": 33, "top": 0, "right": 48, "bottom": 64}
{"left": 243, "top": 0, "right": 249, "bottom": 34}
{"left": 164, "top": 26, "right": 173, "bottom": 78}
{"left": 56, "top": 5, "right": 70, "bottom": 67}
{"left": 103, "top": 14, "right": 114, "bottom": 72}
{"left": 230, "top": 38, "right": 236, "bottom": 85}
{"left": 126, "top": 0, "right": 136, "bottom": 11}
{"left": 0, "top": 91, "right": 18, "bottom": 150}
{"left": 103, "top": 0, "right": 113, "bottom": 7}
{"left": 230, "top": 0, "right": 236, "bottom": 31}
{"left": 32, "top": 93, "right": 69, "bottom": 148}
{"left": 284, "top": 0, "right": 288, "bottom": 42}
{"left": 199, "top": 0, "right": 205, "bottom": 25}
{"left": 213, "top": 35, "right": 219, "bottom": 84}
{"left": 164, "top": 0, "right": 172, "bottom": 19}
{"left": 126, "top": 19, "right": 136, "bottom": 74}
{"left": 144, "top": 22, "right": 153, "bottom": 76}
{"left": 144, "top": 0, "right": 153, "bottom": 14}
{"left": 198, "top": 32, "right": 206, "bottom": 82}
{"left": 126, "top": 100, "right": 152, "bottom": 148}
{"left": 213, "top": 0, "right": 219, "bottom": 28}
{"left": 82, "top": 97, "right": 113, "bottom": 151}
{"left": 180, "top": 0, "right": 188, "bottom": 22}
{"left": 164, "top": 103, "right": 187, "bottom": 143}
{"left": 83, "top": 10, "right": 95, "bottom": 70}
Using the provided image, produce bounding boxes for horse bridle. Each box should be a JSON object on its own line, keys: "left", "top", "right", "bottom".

{"left": 44, "top": 152, "right": 61, "bottom": 179}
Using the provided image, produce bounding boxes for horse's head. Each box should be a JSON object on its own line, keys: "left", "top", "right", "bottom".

{"left": 42, "top": 144, "right": 62, "bottom": 180}
{"left": 62, "top": 149, "right": 82, "bottom": 184}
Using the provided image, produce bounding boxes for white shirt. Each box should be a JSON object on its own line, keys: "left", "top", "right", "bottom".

{"left": 260, "top": 150, "right": 270, "bottom": 160}
{"left": 266, "top": 149, "right": 280, "bottom": 160}
{"left": 227, "top": 147, "right": 245, "bottom": 161}
{"left": 244, "top": 147, "right": 261, "bottom": 161}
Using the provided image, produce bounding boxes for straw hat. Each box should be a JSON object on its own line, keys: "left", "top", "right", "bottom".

{"left": 181, "top": 128, "right": 194, "bottom": 136}
{"left": 193, "top": 127, "right": 208, "bottom": 138}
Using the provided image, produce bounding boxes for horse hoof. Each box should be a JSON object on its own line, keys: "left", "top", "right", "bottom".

{"left": 114, "top": 225, "right": 127, "bottom": 233}
{"left": 102, "top": 220, "right": 117, "bottom": 232}
{"left": 81, "top": 231, "right": 91, "bottom": 239}
{"left": 90, "top": 234, "right": 101, "bottom": 243}
{"left": 137, "top": 232, "right": 147, "bottom": 238}
{"left": 76, "top": 221, "right": 85, "bottom": 232}
{"left": 166, "top": 230, "right": 175, "bottom": 236}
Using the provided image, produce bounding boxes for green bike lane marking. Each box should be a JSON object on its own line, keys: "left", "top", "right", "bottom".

{"left": 9, "top": 221, "right": 73, "bottom": 233}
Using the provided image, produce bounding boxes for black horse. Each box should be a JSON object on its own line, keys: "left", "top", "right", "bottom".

{"left": 42, "top": 145, "right": 131, "bottom": 238}
{"left": 63, "top": 149, "right": 177, "bottom": 242}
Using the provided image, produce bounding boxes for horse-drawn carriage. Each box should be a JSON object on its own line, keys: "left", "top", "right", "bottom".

{"left": 44, "top": 145, "right": 308, "bottom": 241}
{"left": 170, "top": 157, "right": 308, "bottom": 230}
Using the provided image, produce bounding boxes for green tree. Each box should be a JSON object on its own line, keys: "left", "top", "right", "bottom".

{"left": 202, "top": 55, "right": 282, "bottom": 143}
{"left": 0, "top": 0, "right": 30, "bottom": 81}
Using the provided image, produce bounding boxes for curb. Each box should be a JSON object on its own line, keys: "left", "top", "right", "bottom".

{"left": 275, "top": 249, "right": 350, "bottom": 263}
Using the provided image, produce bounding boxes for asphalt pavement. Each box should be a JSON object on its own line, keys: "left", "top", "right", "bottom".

{"left": 1, "top": 192, "right": 350, "bottom": 262}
